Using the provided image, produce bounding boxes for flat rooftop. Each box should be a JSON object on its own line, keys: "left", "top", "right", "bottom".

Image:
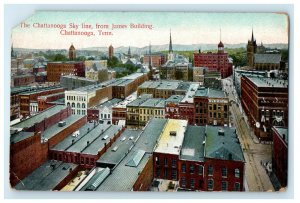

{"left": 10, "top": 131, "right": 35, "bottom": 144}
{"left": 245, "top": 75, "right": 288, "bottom": 88}
{"left": 113, "top": 92, "right": 137, "bottom": 108}
{"left": 139, "top": 98, "right": 165, "bottom": 108}
{"left": 61, "top": 75, "right": 97, "bottom": 82}
{"left": 180, "top": 126, "right": 205, "bottom": 162}
{"left": 38, "top": 92, "right": 64, "bottom": 99}
{"left": 96, "top": 129, "right": 142, "bottom": 168}
{"left": 11, "top": 86, "right": 33, "bottom": 95}
{"left": 42, "top": 115, "right": 84, "bottom": 140}
{"left": 93, "top": 98, "right": 122, "bottom": 109}
{"left": 205, "top": 126, "right": 244, "bottom": 162}
{"left": 181, "top": 83, "right": 199, "bottom": 103}
{"left": 195, "top": 87, "right": 208, "bottom": 97}
{"left": 11, "top": 105, "right": 66, "bottom": 129}
{"left": 165, "top": 95, "right": 184, "bottom": 104}
{"left": 154, "top": 119, "right": 188, "bottom": 155}
{"left": 14, "top": 160, "right": 78, "bottom": 191}
{"left": 122, "top": 73, "right": 145, "bottom": 80}
{"left": 66, "top": 124, "right": 112, "bottom": 153}
{"left": 18, "top": 86, "right": 63, "bottom": 96}
{"left": 208, "top": 88, "right": 226, "bottom": 98}
{"left": 127, "top": 98, "right": 149, "bottom": 107}
{"left": 156, "top": 81, "right": 180, "bottom": 90}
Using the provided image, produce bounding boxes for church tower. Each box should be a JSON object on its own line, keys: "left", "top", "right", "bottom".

{"left": 69, "top": 43, "right": 76, "bottom": 60}
{"left": 218, "top": 29, "right": 224, "bottom": 54}
{"left": 168, "top": 30, "right": 174, "bottom": 61}
{"left": 128, "top": 46, "right": 131, "bottom": 58}
{"left": 108, "top": 44, "right": 114, "bottom": 59}
{"left": 247, "top": 29, "right": 257, "bottom": 67}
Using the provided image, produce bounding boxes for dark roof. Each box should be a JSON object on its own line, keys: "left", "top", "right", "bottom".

{"left": 180, "top": 126, "right": 206, "bottom": 162}
{"left": 96, "top": 129, "right": 142, "bottom": 168}
{"left": 273, "top": 126, "right": 288, "bottom": 144}
{"left": 245, "top": 75, "right": 288, "bottom": 88}
{"left": 165, "top": 95, "right": 184, "bottom": 104}
{"left": 254, "top": 54, "right": 281, "bottom": 64}
{"left": 11, "top": 105, "right": 66, "bottom": 130}
{"left": 10, "top": 131, "right": 35, "bottom": 144}
{"left": 14, "top": 160, "right": 78, "bottom": 191}
{"left": 205, "top": 126, "right": 244, "bottom": 162}
{"left": 207, "top": 88, "right": 226, "bottom": 98}
{"left": 80, "top": 167, "right": 111, "bottom": 191}
{"left": 195, "top": 87, "right": 208, "bottom": 97}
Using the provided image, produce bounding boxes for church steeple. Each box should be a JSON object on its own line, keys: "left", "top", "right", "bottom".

{"left": 169, "top": 29, "right": 173, "bottom": 53}
{"left": 128, "top": 46, "right": 131, "bottom": 57}
{"left": 149, "top": 42, "right": 152, "bottom": 68}
{"left": 251, "top": 28, "right": 254, "bottom": 42}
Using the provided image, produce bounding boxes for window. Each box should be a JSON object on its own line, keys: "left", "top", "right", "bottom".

{"left": 181, "top": 178, "right": 186, "bottom": 187}
{"left": 208, "top": 179, "right": 214, "bottom": 191}
{"left": 172, "top": 169, "right": 177, "bottom": 180}
{"left": 234, "top": 182, "right": 240, "bottom": 191}
{"left": 208, "top": 165, "right": 213, "bottom": 176}
{"left": 172, "top": 159, "right": 177, "bottom": 167}
{"left": 164, "top": 157, "right": 168, "bottom": 166}
{"left": 213, "top": 104, "right": 216, "bottom": 110}
{"left": 82, "top": 110, "right": 85, "bottom": 115}
{"left": 222, "top": 167, "right": 227, "bottom": 177}
{"left": 190, "top": 178, "right": 195, "bottom": 189}
{"left": 198, "top": 165, "right": 204, "bottom": 175}
{"left": 182, "top": 163, "right": 186, "bottom": 173}
{"left": 224, "top": 105, "right": 228, "bottom": 111}
{"left": 221, "top": 181, "right": 228, "bottom": 191}
{"left": 77, "top": 103, "right": 80, "bottom": 108}
{"left": 190, "top": 165, "right": 195, "bottom": 174}
{"left": 82, "top": 103, "right": 85, "bottom": 108}
{"left": 155, "top": 156, "right": 160, "bottom": 165}
{"left": 156, "top": 168, "right": 160, "bottom": 178}
{"left": 164, "top": 169, "right": 168, "bottom": 179}
{"left": 72, "top": 102, "right": 75, "bottom": 108}
{"left": 235, "top": 169, "right": 240, "bottom": 178}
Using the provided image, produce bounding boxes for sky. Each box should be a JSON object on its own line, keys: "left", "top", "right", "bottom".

{"left": 12, "top": 11, "right": 289, "bottom": 49}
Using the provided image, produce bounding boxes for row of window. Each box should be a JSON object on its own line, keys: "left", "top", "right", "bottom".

{"left": 209, "top": 112, "right": 228, "bottom": 119}
{"left": 209, "top": 104, "right": 228, "bottom": 111}
{"left": 72, "top": 109, "right": 86, "bottom": 115}
{"left": 139, "top": 109, "right": 164, "bottom": 115}
{"left": 181, "top": 164, "right": 240, "bottom": 178}
{"left": 67, "top": 102, "right": 86, "bottom": 109}
{"left": 67, "top": 95, "right": 86, "bottom": 102}
{"left": 181, "top": 178, "right": 240, "bottom": 191}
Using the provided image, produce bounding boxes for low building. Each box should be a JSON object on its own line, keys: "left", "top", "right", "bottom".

{"left": 143, "top": 53, "right": 167, "bottom": 67}
{"left": 112, "top": 92, "right": 137, "bottom": 125}
{"left": 10, "top": 86, "right": 33, "bottom": 121}
{"left": 14, "top": 160, "right": 79, "bottom": 191}
{"left": 12, "top": 74, "right": 35, "bottom": 87}
{"left": 165, "top": 95, "right": 184, "bottom": 120}
{"left": 85, "top": 60, "right": 109, "bottom": 82}
{"left": 272, "top": 127, "right": 288, "bottom": 188}
{"left": 37, "top": 92, "right": 65, "bottom": 112}
{"left": 193, "top": 67, "right": 206, "bottom": 84}
{"left": 60, "top": 75, "right": 97, "bottom": 90}
{"left": 254, "top": 54, "right": 281, "bottom": 71}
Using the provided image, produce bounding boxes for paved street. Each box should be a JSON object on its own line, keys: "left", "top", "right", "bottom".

{"left": 222, "top": 77, "right": 274, "bottom": 192}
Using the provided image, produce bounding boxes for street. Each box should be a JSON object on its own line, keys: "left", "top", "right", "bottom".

{"left": 222, "top": 77, "right": 274, "bottom": 191}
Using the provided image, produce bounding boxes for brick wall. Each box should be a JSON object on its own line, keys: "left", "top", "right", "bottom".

{"left": 133, "top": 155, "right": 154, "bottom": 191}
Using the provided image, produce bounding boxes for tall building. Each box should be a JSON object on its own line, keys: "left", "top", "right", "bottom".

{"left": 108, "top": 44, "right": 114, "bottom": 59}
{"left": 247, "top": 29, "right": 257, "bottom": 67}
{"left": 69, "top": 44, "right": 76, "bottom": 60}
{"left": 47, "top": 61, "right": 85, "bottom": 82}
{"left": 193, "top": 41, "right": 233, "bottom": 79}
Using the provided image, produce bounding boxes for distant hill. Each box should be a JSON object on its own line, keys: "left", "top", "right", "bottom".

{"left": 14, "top": 43, "right": 288, "bottom": 55}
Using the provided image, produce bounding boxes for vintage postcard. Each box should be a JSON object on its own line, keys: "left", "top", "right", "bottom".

{"left": 9, "top": 11, "right": 289, "bottom": 192}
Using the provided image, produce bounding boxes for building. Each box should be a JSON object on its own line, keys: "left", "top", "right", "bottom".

{"left": 14, "top": 160, "right": 79, "bottom": 191}
{"left": 37, "top": 92, "right": 65, "bottom": 112}
{"left": 193, "top": 42, "right": 233, "bottom": 79}
{"left": 247, "top": 30, "right": 257, "bottom": 67}
{"left": 126, "top": 98, "right": 165, "bottom": 128}
{"left": 60, "top": 75, "right": 97, "bottom": 90}
{"left": 47, "top": 61, "right": 85, "bottom": 82}
{"left": 143, "top": 53, "right": 167, "bottom": 67}
{"left": 12, "top": 74, "right": 35, "bottom": 87}
{"left": 165, "top": 95, "right": 184, "bottom": 121}
{"left": 10, "top": 86, "right": 33, "bottom": 120}
{"left": 108, "top": 45, "right": 114, "bottom": 59}
{"left": 69, "top": 44, "right": 76, "bottom": 60}
{"left": 85, "top": 60, "right": 109, "bottom": 82}
{"left": 272, "top": 127, "right": 288, "bottom": 188}
{"left": 18, "top": 86, "right": 65, "bottom": 118}
{"left": 193, "top": 67, "right": 206, "bottom": 84}
{"left": 241, "top": 75, "right": 288, "bottom": 140}
{"left": 204, "top": 71, "right": 222, "bottom": 90}
{"left": 112, "top": 92, "right": 137, "bottom": 125}
{"left": 194, "top": 87, "right": 229, "bottom": 126}
{"left": 87, "top": 98, "right": 122, "bottom": 123}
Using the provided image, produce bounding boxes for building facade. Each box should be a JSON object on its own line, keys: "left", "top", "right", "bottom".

{"left": 47, "top": 61, "right": 85, "bottom": 82}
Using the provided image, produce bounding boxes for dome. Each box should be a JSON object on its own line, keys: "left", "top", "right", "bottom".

{"left": 218, "top": 41, "right": 224, "bottom": 47}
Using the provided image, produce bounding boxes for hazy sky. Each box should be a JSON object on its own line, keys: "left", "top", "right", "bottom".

{"left": 12, "top": 11, "right": 289, "bottom": 49}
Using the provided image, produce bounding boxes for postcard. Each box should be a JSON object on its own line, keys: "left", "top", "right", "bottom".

{"left": 9, "top": 11, "right": 289, "bottom": 192}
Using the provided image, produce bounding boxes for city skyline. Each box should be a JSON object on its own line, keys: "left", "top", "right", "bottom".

{"left": 12, "top": 11, "right": 289, "bottom": 49}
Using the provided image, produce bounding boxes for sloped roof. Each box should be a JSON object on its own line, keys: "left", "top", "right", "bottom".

{"left": 254, "top": 54, "right": 281, "bottom": 64}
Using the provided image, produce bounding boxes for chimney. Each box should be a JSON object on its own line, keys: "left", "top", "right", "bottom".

{"left": 87, "top": 141, "right": 90, "bottom": 146}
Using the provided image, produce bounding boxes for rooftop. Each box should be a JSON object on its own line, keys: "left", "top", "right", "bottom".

{"left": 12, "top": 74, "right": 34, "bottom": 79}
{"left": 61, "top": 75, "right": 97, "bottom": 82}
{"left": 180, "top": 126, "right": 206, "bottom": 162}
{"left": 93, "top": 98, "right": 122, "bottom": 109}
{"left": 14, "top": 160, "right": 78, "bottom": 191}
{"left": 11, "top": 105, "right": 66, "bottom": 130}
{"left": 208, "top": 88, "right": 226, "bottom": 98}
{"left": 245, "top": 75, "right": 288, "bottom": 88}
{"left": 165, "top": 95, "right": 184, "bottom": 104}
{"left": 139, "top": 98, "right": 165, "bottom": 108}
{"left": 254, "top": 54, "right": 281, "bottom": 64}
{"left": 127, "top": 97, "right": 149, "bottom": 108}
{"left": 195, "top": 87, "right": 208, "bottom": 97}
{"left": 154, "top": 119, "right": 188, "bottom": 155}
{"left": 205, "top": 126, "right": 244, "bottom": 162}
{"left": 181, "top": 83, "right": 199, "bottom": 103}
{"left": 38, "top": 92, "right": 65, "bottom": 100}
{"left": 11, "top": 86, "right": 33, "bottom": 95}
{"left": 156, "top": 81, "right": 180, "bottom": 90}
{"left": 113, "top": 92, "right": 137, "bottom": 108}
{"left": 18, "top": 86, "right": 63, "bottom": 96}
{"left": 96, "top": 129, "right": 142, "bottom": 168}
{"left": 42, "top": 115, "right": 84, "bottom": 140}
{"left": 10, "top": 131, "right": 35, "bottom": 144}
{"left": 122, "top": 73, "right": 145, "bottom": 80}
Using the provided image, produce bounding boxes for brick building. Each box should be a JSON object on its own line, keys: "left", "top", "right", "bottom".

{"left": 241, "top": 75, "right": 288, "bottom": 140}
{"left": 10, "top": 86, "right": 33, "bottom": 120}
{"left": 37, "top": 92, "right": 65, "bottom": 112}
{"left": 194, "top": 87, "right": 229, "bottom": 126}
{"left": 112, "top": 92, "right": 137, "bottom": 125}
{"left": 46, "top": 61, "right": 85, "bottom": 82}
{"left": 69, "top": 44, "right": 76, "bottom": 60}
{"left": 12, "top": 74, "right": 35, "bottom": 87}
{"left": 272, "top": 127, "right": 288, "bottom": 188}
{"left": 143, "top": 53, "right": 167, "bottom": 67}
{"left": 18, "top": 86, "right": 65, "bottom": 118}
{"left": 165, "top": 95, "right": 184, "bottom": 121}
{"left": 193, "top": 41, "right": 233, "bottom": 79}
